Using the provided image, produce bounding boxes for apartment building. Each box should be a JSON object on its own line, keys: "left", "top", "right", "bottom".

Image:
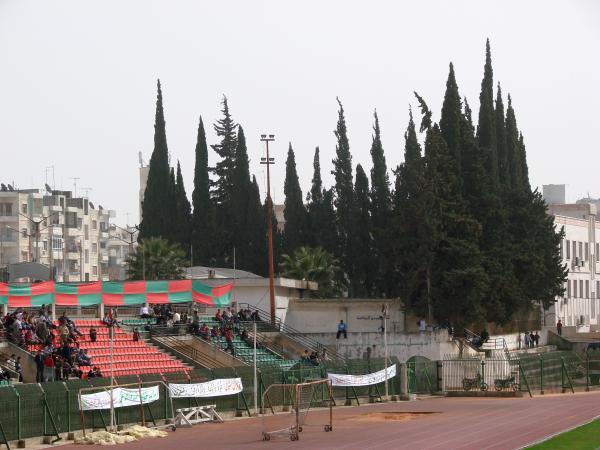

{"left": 547, "top": 207, "right": 599, "bottom": 329}
{"left": 107, "top": 224, "right": 137, "bottom": 280}
{"left": 0, "top": 188, "right": 114, "bottom": 282}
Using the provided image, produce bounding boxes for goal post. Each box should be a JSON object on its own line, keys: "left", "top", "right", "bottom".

{"left": 261, "top": 379, "right": 333, "bottom": 442}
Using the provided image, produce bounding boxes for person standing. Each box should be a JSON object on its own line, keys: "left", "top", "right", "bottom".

{"left": 557, "top": 319, "right": 563, "bottom": 336}
{"left": 14, "top": 357, "right": 23, "bottom": 382}
{"left": 529, "top": 331, "right": 535, "bottom": 348}
{"left": 534, "top": 331, "right": 540, "bottom": 347}
{"left": 34, "top": 351, "right": 44, "bottom": 382}
{"left": 517, "top": 333, "right": 522, "bottom": 350}
{"left": 336, "top": 320, "right": 347, "bottom": 339}
{"left": 524, "top": 332, "right": 530, "bottom": 349}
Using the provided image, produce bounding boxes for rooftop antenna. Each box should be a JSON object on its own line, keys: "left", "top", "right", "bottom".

{"left": 81, "top": 187, "right": 92, "bottom": 198}
{"left": 70, "top": 177, "right": 80, "bottom": 198}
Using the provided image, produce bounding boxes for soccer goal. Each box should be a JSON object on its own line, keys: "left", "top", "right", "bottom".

{"left": 261, "top": 379, "right": 333, "bottom": 442}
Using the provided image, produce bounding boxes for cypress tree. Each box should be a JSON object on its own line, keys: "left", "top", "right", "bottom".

{"left": 440, "top": 63, "right": 463, "bottom": 172}
{"left": 139, "top": 79, "right": 173, "bottom": 242}
{"left": 191, "top": 116, "right": 215, "bottom": 266}
{"left": 368, "top": 111, "right": 392, "bottom": 296}
{"left": 477, "top": 39, "right": 499, "bottom": 189}
{"left": 331, "top": 97, "right": 354, "bottom": 291}
{"left": 174, "top": 161, "right": 192, "bottom": 254}
{"left": 505, "top": 95, "right": 520, "bottom": 190}
{"left": 352, "top": 164, "right": 375, "bottom": 296}
{"left": 244, "top": 175, "right": 267, "bottom": 276}
{"left": 392, "top": 108, "right": 429, "bottom": 311}
{"left": 283, "top": 143, "right": 307, "bottom": 255}
{"left": 306, "top": 147, "right": 324, "bottom": 248}
{"left": 211, "top": 96, "right": 238, "bottom": 265}
{"left": 495, "top": 84, "right": 509, "bottom": 188}
{"left": 320, "top": 188, "right": 338, "bottom": 258}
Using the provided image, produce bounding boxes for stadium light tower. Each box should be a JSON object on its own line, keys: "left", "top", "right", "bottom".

{"left": 260, "top": 134, "right": 276, "bottom": 326}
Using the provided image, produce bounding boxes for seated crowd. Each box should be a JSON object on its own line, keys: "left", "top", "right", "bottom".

{"left": 189, "top": 307, "right": 262, "bottom": 356}
{"left": 139, "top": 304, "right": 186, "bottom": 326}
{"left": 1, "top": 305, "right": 102, "bottom": 382}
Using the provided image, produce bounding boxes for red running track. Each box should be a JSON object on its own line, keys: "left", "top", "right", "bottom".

{"left": 62, "top": 391, "right": 600, "bottom": 450}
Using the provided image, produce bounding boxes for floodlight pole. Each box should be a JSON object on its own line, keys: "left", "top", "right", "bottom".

{"left": 260, "top": 134, "right": 276, "bottom": 326}
{"left": 383, "top": 303, "right": 389, "bottom": 402}
{"left": 109, "top": 318, "right": 115, "bottom": 431}
{"left": 253, "top": 321, "right": 258, "bottom": 416}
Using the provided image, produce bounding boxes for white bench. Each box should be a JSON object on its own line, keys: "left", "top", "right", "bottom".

{"left": 174, "top": 405, "right": 223, "bottom": 427}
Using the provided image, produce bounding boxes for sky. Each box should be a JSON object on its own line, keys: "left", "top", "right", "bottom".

{"left": 1, "top": 0, "right": 599, "bottom": 225}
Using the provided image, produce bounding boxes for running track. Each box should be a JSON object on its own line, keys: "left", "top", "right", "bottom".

{"left": 61, "top": 391, "right": 600, "bottom": 450}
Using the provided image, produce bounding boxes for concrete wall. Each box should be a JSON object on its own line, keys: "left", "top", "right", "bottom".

{"left": 307, "top": 330, "right": 458, "bottom": 362}
{"left": 285, "top": 298, "right": 405, "bottom": 334}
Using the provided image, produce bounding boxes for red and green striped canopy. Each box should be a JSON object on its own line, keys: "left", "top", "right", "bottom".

{"left": 0, "top": 280, "right": 232, "bottom": 307}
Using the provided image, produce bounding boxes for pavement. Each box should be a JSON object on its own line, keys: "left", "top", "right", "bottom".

{"left": 57, "top": 391, "right": 600, "bottom": 450}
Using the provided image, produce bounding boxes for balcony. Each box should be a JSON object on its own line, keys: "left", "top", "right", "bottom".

{"left": 0, "top": 215, "right": 17, "bottom": 222}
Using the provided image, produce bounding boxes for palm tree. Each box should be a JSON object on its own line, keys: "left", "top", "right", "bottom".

{"left": 280, "top": 246, "right": 343, "bottom": 298}
{"left": 126, "top": 237, "right": 187, "bottom": 280}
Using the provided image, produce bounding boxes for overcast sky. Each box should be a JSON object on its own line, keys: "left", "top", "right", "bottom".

{"left": 1, "top": 0, "right": 599, "bottom": 224}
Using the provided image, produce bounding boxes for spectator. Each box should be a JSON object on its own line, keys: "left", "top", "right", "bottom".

{"left": 199, "top": 324, "right": 210, "bottom": 341}
{"left": 133, "top": 328, "right": 140, "bottom": 342}
{"left": 58, "top": 323, "right": 70, "bottom": 345}
{"left": 0, "top": 367, "right": 10, "bottom": 382}
{"left": 172, "top": 311, "right": 181, "bottom": 324}
{"left": 557, "top": 319, "right": 563, "bottom": 336}
{"left": 529, "top": 331, "right": 535, "bottom": 348}
{"left": 88, "top": 366, "right": 102, "bottom": 378}
{"left": 139, "top": 305, "right": 151, "bottom": 319}
{"left": 524, "top": 332, "right": 530, "bottom": 349}
{"left": 34, "top": 351, "right": 45, "bottom": 382}
{"left": 309, "top": 351, "right": 319, "bottom": 366}
{"left": 43, "top": 353, "right": 55, "bottom": 382}
{"left": 210, "top": 325, "right": 220, "bottom": 338}
{"left": 89, "top": 327, "right": 97, "bottom": 343}
{"left": 78, "top": 349, "right": 91, "bottom": 366}
{"left": 224, "top": 327, "right": 234, "bottom": 355}
{"left": 418, "top": 319, "right": 427, "bottom": 332}
{"left": 517, "top": 332, "right": 522, "bottom": 350}
{"left": 534, "top": 331, "right": 540, "bottom": 347}
{"left": 191, "top": 311, "right": 200, "bottom": 334}
{"left": 250, "top": 310, "right": 260, "bottom": 321}
{"left": 301, "top": 350, "right": 310, "bottom": 363}
{"left": 336, "top": 320, "right": 347, "bottom": 339}
{"left": 223, "top": 308, "right": 232, "bottom": 323}
{"left": 14, "top": 356, "right": 23, "bottom": 382}
{"left": 54, "top": 355, "right": 63, "bottom": 381}
{"left": 215, "top": 309, "right": 223, "bottom": 324}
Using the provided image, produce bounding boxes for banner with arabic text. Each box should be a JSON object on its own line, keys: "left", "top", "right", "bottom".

{"left": 79, "top": 386, "right": 160, "bottom": 410}
{"left": 169, "top": 378, "right": 243, "bottom": 398}
{"left": 327, "top": 365, "right": 396, "bottom": 387}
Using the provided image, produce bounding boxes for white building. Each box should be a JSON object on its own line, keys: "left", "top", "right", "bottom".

{"left": 0, "top": 188, "right": 114, "bottom": 282}
{"left": 546, "top": 209, "right": 600, "bottom": 330}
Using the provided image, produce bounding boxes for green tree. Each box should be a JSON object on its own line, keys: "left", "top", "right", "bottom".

{"left": 353, "top": 164, "right": 375, "bottom": 296}
{"left": 283, "top": 143, "right": 307, "bottom": 255}
{"left": 477, "top": 39, "right": 499, "bottom": 190}
{"left": 280, "top": 247, "right": 342, "bottom": 298}
{"left": 495, "top": 83, "right": 509, "bottom": 188}
{"left": 191, "top": 115, "right": 216, "bottom": 266}
{"left": 331, "top": 97, "right": 354, "bottom": 291}
{"left": 440, "top": 62, "right": 463, "bottom": 173}
{"left": 173, "top": 161, "right": 191, "bottom": 254}
{"left": 306, "top": 147, "right": 336, "bottom": 253}
{"left": 211, "top": 96, "right": 238, "bottom": 265}
{"left": 126, "top": 237, "right": 187, "bottom": 280}
{"left": 368, "top": 111, "right": 392, "bottom": 296}
{"left": 243, "top": 175, "right": 268, "bottom": 276}
{"left": 139, "top": 80, "right": 175, "bottom": 242}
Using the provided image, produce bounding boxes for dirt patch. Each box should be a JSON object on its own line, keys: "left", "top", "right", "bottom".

{"left": 345, "top": 412, "right": 439, "bottom": 423}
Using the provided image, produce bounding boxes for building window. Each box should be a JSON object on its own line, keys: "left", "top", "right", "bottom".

{"left": 592, "top": 298, "right": 596, "bottom": 319}
{"left": 574, "top": 280, "right": 578, "bottom": 298}
{"left": 85, "top": 250, "right": 89, "bottom": 264}
{"left": 586, "top": 280, "right": 590, "bottom": 298}
{"left": 65, "top": 212, "right": 77, "bottom": 228}
{"left": 596, "top": 243, "right": 599, "bottom": 262}
{"left": 92, "top": 266, "right": 98, "bottom": 276}
{"left": 573, "top": 241, "right": 577, "bottom": 259}
{"left": 43, "top": 240, "right": 48, "bottom": 251}
{"left": 580, "top": 280, "right": 584, "bottom": 298}
{"left": 567, "top": 280, "right": 571, "bottom": 297}
{"left": 566, "top": 240, "right": 571, "bottom": 259}
{"left": 52, "top": 237, "right": 63, "bottom": 251}
{"left": 579, "top": 242, "right": 583, "bottom": 260}
{"left": 92, "top": 243, "right": 97, "bottom": 254}
{"left": 21, "top": 203, "right": 27, "bottom": 214}
{"left": 92, "top": 220, "right": 97, "bottom": 230}
{"left": 84, "top": 225, "right": 89, "bottom": 240}
{"left": 0, "top": 203, "right": 13, "bottom": 216}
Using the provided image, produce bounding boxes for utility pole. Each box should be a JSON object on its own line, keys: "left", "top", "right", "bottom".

{"left": 18, "top": 211, "right": 57, "bottom": 263}
{"left": 260, "top": 134, "right": 276, "bottom": 326}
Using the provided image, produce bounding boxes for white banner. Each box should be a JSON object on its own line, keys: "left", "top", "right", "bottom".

{"left": 80, "top": 386, "right": 160, "bottom": 411}
{"left": 327, "top": 364, "right": 396, "bottom": 387}
{"left": 169, "top": 378, "right": 243, "bottom": 398}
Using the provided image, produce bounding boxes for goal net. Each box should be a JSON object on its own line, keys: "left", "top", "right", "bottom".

{"left": 261, "top": 379, "right": 333, "bottom": 442}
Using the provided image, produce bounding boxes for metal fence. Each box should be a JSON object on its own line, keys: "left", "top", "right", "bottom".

{"left": 0, "top": 358, "right": 401, "bottom": 443}
{"left": 443, "top": 358, "right": 520, "bottom": 392}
